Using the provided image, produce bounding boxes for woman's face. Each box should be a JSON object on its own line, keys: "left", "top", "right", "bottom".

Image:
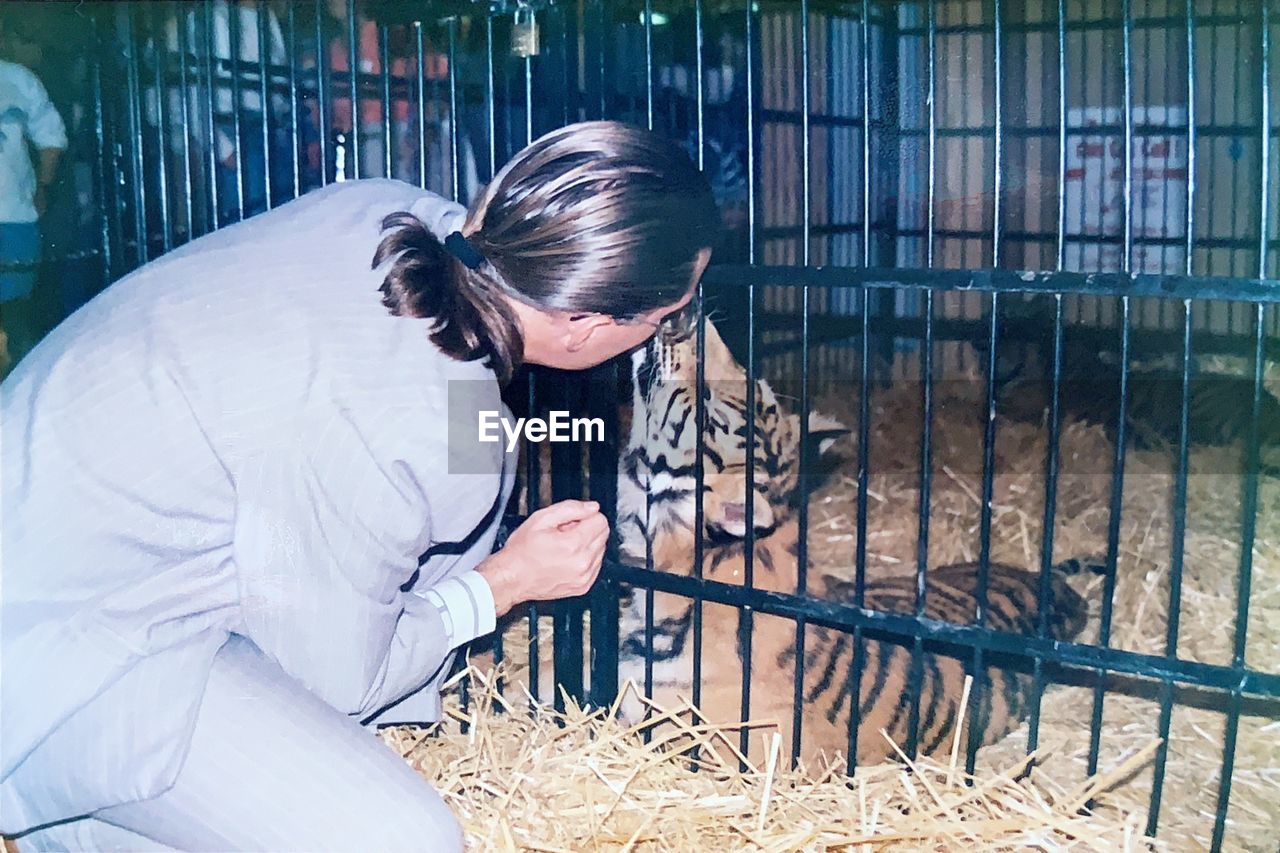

{"left": 515, "top": 249, "right": 710, "bottom": 372}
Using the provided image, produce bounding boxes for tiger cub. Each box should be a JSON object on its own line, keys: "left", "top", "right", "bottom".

{"left": 617, "top": 319, "right": 1099, "bottom": 769}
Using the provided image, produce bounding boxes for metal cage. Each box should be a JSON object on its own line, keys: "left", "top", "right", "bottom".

{"left": 16, "top": 0, "right": 1279, "bottom": 848}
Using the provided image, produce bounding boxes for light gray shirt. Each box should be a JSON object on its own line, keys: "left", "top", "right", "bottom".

{"left": 0, "top": 179, "right": 513, "bottom": 832}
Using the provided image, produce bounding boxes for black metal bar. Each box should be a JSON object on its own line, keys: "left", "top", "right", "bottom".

{"left": 1147, "top": 297, "right": 1194, "bottom": 838}
{"left": 925, "top": 0, "right": 935, "bottom": 268}
{"left": 228, "top": 0, "right": 245, "bottom": 215}
{"left": 258, "top": 2, "right": 272, "bottom": 207}
{"left": 847, "top": 285, "right": 872, "bottom": 769}
{"left": 778, "top": 224, "right": 1279, "bottom": 251}
{"left": 1121, "top": 0, "right": 1133, "bottom": 271}
{"left": 1026, "top": 293, "right": 1064, "bottom": 753}
{"left": 600, "top": 559, "right": 1280, "bottom": 699}
{"left": 644, "top": 0, "right": 654, "bottom": 130}
{"left": 964, "top": 293, "right": 1000, "bottom": 775}
{"left": 992, "top": 0, "right": 1003, "bottom": 268}
{"left": 448, "top": 18, "right": 461, "bottom": 199}
{"left": 287, "top": 2, "right": 300, "bottom": 200}
{"left": 524, "top": 52, "right": 532, "bottom": 146}
{"left": 202, "top": 1, "right": 222, "bottom": 221}
{"left": 379, "top": 23, "right": 391, "bottom": 179}
{"left": 150, "top": 4, "right": 172, "bottom": 254}
{"left": 1087, "top": 298, "right": 1131, "bottom": 778}
{"left": 345, "top": 0, "right": 359, "bottom": 177}
{"left": 485, "top": 15, "right": 495, "bottom": 178}
{"left": 587, "top": 360, "right": 620, "bottom": 709}
{"left": 525, "top": 369, "right": 540, "bottom": 705}
{"left": 315, "top": 0, "right": 330, "bottom": 187}
{"left": 701, "top": 265, "right": 1280, "bottom": 303}
{"left": 860, "top": 0, "right": 871, "bottom": 267}
{"left": 691, "top": 0, "right": 712, "bottom": 761}
{"left": 416, "top": 22, "right": 428, "bottom": 188}
{"left": 549, "top": 373, "right": 585, "bottom": 711}
{"left": 791, "top": 0, "right": 813, "bottom": 769}
{"left": 1210, "top": 302, "right": 1268, "bottom": 851}
{"left": 896, "top": 12, "right": 1251, "bottom": 38}
{"left": 1259, "top": 2, "right": 1272, "bottom": 282}
{"left": 123, "top": 2, "right": 148, "bottom": 265}
{"left": 91, "top": 13, "right": 113, "bottom": 283}
{"left": 737, "top": 0, "right": 752, "bottom": 763}
{"left": 906, "top": 287, "right": 935, "bottom": 760}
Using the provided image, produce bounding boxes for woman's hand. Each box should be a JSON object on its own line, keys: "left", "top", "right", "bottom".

{"left": 477, "top": 500, "right": 609, "bottom": 618}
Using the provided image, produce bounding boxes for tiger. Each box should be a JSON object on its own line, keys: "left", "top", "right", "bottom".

{"left": 970, "top": 304, "right": 1280, "bottom": 472}
{"left": 616, "top": 318, "right": 1102, "bottom": 770}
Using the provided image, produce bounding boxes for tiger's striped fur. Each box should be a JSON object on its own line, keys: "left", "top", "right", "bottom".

{"left": 617, "top": 320, "right": 1100, "bottom": 769}
{"left": 973, "top": 312, "right": 1280, "bottom": 471}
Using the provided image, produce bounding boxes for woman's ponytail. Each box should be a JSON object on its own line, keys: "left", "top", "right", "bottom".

{"left": 372, "top": 211, "right": 524, "bottom": 385}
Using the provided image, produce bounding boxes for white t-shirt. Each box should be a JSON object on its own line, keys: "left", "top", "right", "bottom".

{"left": 0, "top": 60, "right": 68, "bottom": 224}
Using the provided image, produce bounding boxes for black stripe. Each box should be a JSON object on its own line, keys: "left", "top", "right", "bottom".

{"left": 805, "top": 631, "right": 849, "bottom": 704}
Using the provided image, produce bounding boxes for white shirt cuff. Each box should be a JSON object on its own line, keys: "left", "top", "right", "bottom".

{"left": 420, "top": 570, "right": 497, "bottom": 648}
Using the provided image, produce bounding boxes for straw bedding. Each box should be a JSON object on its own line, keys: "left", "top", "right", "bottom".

{"left": 381, "top": 666, "right": 1159, "bottom": 851}
{"left": 434, "top": 353, "right": 1277, "bottom": 850}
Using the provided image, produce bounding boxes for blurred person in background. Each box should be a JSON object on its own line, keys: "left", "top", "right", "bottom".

{"left": 0, "top": 14, "right": 66, "bottom": 375}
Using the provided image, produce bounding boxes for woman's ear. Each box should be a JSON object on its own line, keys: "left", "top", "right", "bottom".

{"left": 563, "top": 313, "right": 614, "bottom": 352}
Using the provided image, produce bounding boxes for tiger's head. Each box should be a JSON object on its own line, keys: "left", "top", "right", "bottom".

{"left": 617, "top": 317, "right": 847, "bottom": 560}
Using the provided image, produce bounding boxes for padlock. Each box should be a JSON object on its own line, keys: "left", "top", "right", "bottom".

{"left": 511, "top": 5, "right": 540, "bottom": 58}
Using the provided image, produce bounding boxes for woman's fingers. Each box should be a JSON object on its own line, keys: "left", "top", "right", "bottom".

{"left": 534, "top": 499, "right": 600, "bottom": 529}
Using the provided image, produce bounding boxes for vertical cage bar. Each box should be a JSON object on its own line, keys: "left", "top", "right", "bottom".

{"left": 905, "top": 287, "right": 934, "bottom": 760}
{"left": 1121, "top": 0, "right": 1133, "bottom": 270}
{"left": 964, "top": 292, "right": 1000, "bottom": 775}
{"left": 345, "top": 0, "right": 359, "bottom": 177}
{"left": 587, "top": 365, "right": 620, "bottom": 709}
{"left": 644, "top": 0, "right": 654, "bottom": 130}
{"left": 151, "top": 4, "right": 173, "bottom": 254}
{"left": 1055, "top": 0, "right": 1066, "bottom": 270}
{"left": 315, "top": 0, "right": 331, "bottom": 187}
{"left": 379, "top": 23, "right": 391, "bottom": 180}
{"left": 1259, "top": 2, "right": 1272, "bottom": 282}
{"left": 90, "top": 11, "right": 115, "bottom": 281}
{"left": 288, "top": 2, "right": 300, "bottom": 199}
{"left": 524, "top": 55, "right": 533, "bottom": 145}
{"left": 846, "top": 287, "right": 872, "bottom": 769}
{"left": 524, "top": 372, "right": 541, "bottom": 705}
{"left": 692, "top": 0, "right": 710, "bottom": 743}
{"left": 448, "top": 18, "right": 461, "bottom": 200}
{"left": 176, "top": 2, "right": 197, "bottom": 241}
{"left": 1185, "top": 5, "right": 1196, "bottom": 278}
{"left": 861, "top": 0, "right": 871, "bottom": 266}
{"left": 992, "top": 0, "right": 1002, "bottom": 267}
{"left": 1210, "top": 303, "right": 1267, "bottom": 851}
{"left": 925, "top": 0, "right": 936, "bottom": 268}
{"left": 229, "top": 1, "right": 246, "bottom": 216}
{"left": 122, "top": 2, "right": 148, "bottom": 265}
{"left": 1146, "top": 298, "right": 1193, "bottom": 837}
{"left": 258, "top": 2, "right": 273, "bottom": 208}
{"left": 741, "top": 0, "right": 760, "bottom": 748}
{"left": 1087, "top": 298, "right": 1131, "bottom": 779}
{"left": 595, "top": 0, "right": 606, "bottom": 120}
{"left": 791, "top": 0, "right": 813, "bottom": 767}
{"left": 1026, "top": 293, "right": 1064, "bottom": 753}
{"left": 485, "top": 15, "right": 495, "bottom": 177}
{"left": 415, "top": 22, "right": 427, "bottom": 189}
{"left": 203, "top": 1, "right": 222, "bottom": 221}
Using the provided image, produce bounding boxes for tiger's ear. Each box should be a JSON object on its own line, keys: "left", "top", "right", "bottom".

{"left": 806, "top": 411, "right": 849, "bottom": 455}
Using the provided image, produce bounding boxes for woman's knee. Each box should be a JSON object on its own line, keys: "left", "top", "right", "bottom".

{"left": 350, "top": 774, "right": 464, "bottom": 853}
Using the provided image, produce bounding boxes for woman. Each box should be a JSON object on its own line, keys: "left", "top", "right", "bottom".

{"left": 1, "top": 121, "right": 718, "bottom": 851}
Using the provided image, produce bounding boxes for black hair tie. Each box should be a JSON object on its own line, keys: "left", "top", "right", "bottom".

{"left": 444, "top": 231, "right": 485, "bottom": 270}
